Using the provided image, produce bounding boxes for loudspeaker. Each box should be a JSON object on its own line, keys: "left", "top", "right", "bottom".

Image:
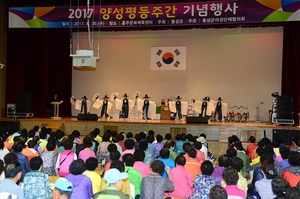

{"left": 16, "top": 92, "right": 32, "bottom": 113}
{"left": 273, "top": 129, "right": 300, "bottom": 145}
{"left": 186, "top": 116, "right": 209, "bottom": 124}
{"left": 77, "top": 114, "right": 99, "bottom": 121}
{"left": 274, "top": 96, "right": 293, "bottom": 119}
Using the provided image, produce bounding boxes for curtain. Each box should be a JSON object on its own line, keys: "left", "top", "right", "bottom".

{"left": 6, "top": 29, "right": 72, "bottom": 117}
{"left": 282, "top": 22, "right": 300, "bottom": 125}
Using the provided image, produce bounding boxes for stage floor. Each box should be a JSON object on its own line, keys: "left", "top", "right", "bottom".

{"left": 1, "top": 117, "right": 299, "bottom": 142}
{"left": 1, "top": 116, "right": 293, "bottom": 127}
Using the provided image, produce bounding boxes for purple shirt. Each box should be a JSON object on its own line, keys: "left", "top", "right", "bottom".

{"left": 133, "top": 161, "right": 151, "bottom": 177}
{"left": 65, "top": 174, "right": 93, "bottom": 199}
{"left": 211, "top": 166, "right": 226, "bottom": 185}
{"left": 166, "top": 165, "right": 193, "bottom": 198}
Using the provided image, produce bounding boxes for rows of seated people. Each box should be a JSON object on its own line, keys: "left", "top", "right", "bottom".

{"left": 0, "top": 126, "right": 300, "bottom": 198}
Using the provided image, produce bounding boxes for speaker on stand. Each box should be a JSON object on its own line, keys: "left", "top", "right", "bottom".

{"left": 272, "top": 95, "right": 294, "bottom": 125}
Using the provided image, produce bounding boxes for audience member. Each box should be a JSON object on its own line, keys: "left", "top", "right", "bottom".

{"left": 83, "top": 157, "right": 102, "bottom": 194}
{"left": 0, "top": 159, "right": 4, "bottom": 179}
{"left": 228, "top": 156, "right": 248, "bottom": 194}
{"left": 123, "top": 153, "right": 142, "bottom": 198}
{"left": 222, "top": 167, "right": 245, "bottom": 199}
{"left": 39, "top": 130, "right": 48, "bottom": 151}
{"left": 41, "top": 139, "right": 58, "bottom": 176}
{"left": 154, "top": 134, "right": 164, "bottom": 157}
{"left": 146, "top": 135, "right": 156, "bottom": 158}
{"left": 112, "top": 135, "right": 123, "bottom": 156}
{"left": 23, "top": 156, "right": 52, "bottom": 199}
{"left": 97, "top": 132, "right": 111, "bottom": 164}
{"left": 212, "top": 155, "right": 230, "bottom": 185}
{"left": 156, "top": 148, "right": 175, "bottom": 178}
{"left": 226, "top": 146, "right": 237, "bottom": 159}
{"left": 209, "top": 185, "right": 228, "bottom": 199}
{"left": 189, "top": 160, "right": 218, "bottom": 199}
{"left": 0, "top": 137, "right": 9, "bottom": 161}
{"left": 93, "top": 128, "right": 102, "bottom": 145}
{"left": 164, "top": 140, "right": 177, "bottom": 160}
{"left": 123, "top": 139, "right": 135, "bottom": 155}
{"left": 79, "top": 136, "right": 96, "bottom": 163}
{"left": 234, "top": 141, "right": 250, "bottom": 176}
{"left": 71, "top": 130, "right": 82, "bottom": 145}
{"left": 140, "top": 160, "right": 174, "bottom": 199}
{"left": 197, "top": 136, "right": 208, "bottom": 159}
{"left": 284, "top": 187, "right": 300, "bottom": 199}
{"left": 194, "top": 141, "right": 205, "bottom": 163}
{"left": 163, "top": 133, "right": 172, "bottom": 145}
{"left": 277, "top": 146, "right": 291, "bottom": 171}
{"left": 134, "top": 133, "right": 142, "bottom": 151}
{"left": 139, "top": 140, "right": 154, "bottom": 165}
{"left": 99, "top": 160, "right": 132, "bottom": 198}
{"left": 0, "top": 162, "right": 24, "bottom": 198}
{"left": 105, "top": 143, "right": 118, "bottom": 165}
{"left": 282, "top": 151, "right": 300, "bottom": 187}
{"left": 184, "top": 147, "right": 201, "bottom": 183}
{"left": 246, "top": 136, "right": 257, "bottom": 159}
{"left": 94, "top": 168, "right": 130, "bottom": 199}
{"left": 175, "top": 134, "right": 186, "bottom": 155}
{"left": 133, "top": 149, "right": 151, "bottom": 177}
{"left": 55, "top": 138, "right": 77, "bottom": 177}
{"left": 118, "top": 133, "right": 126, "bottom": 152}
{"left": 104, "top": 150, "right": 121, "bottom": 172}
{"left": 12, "top": 142, "right": 30, "bottom": 182}
{"left": 272, "top": 176, "right": 289, "bottom": 199}
{"left": 65, "top": 159, "right": 93, "bottom": 199}
{"left": 52, "top": 178, "right": 73, "bottom": 199}
{"left": 165, "top": 155, "right": 193, "bottom": 199}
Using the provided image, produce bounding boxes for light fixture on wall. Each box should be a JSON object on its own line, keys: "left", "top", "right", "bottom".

{"left": 70, "top": 0, "right": 100, "bottom": 70}
{"left": 0, "top": 63, "right": 4, "bottom": 69}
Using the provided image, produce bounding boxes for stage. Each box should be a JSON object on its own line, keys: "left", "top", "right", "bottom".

{"left": 1, "top": 117, "right": 299, "bottom": 143}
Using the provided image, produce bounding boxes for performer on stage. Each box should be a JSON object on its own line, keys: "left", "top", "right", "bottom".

{"left": 200, "top": 96, "right": 209, "bottom": 118}
{"left": 142, "top": 94, "right": 150, "bottom": 120}
{"left": 175, "top": 96, "right": 182, "bottom": 119}
{"left": 100, "top": 95, "right": 110, "bottom": 118}
{"left": 213, "top": 97, "right": 223, "bottom": 121}
{"left": 120, "top": 93, "right": 129, "bottom": 118}
{"left": 53, "top": 94, "right": 60, "bottom": 102}
{"left": 80, "top": 96, "right": 88, "bottom": 115}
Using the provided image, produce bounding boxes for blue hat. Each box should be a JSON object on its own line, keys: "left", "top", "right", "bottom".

{"left": 54, "top": 178, "right": 73, "bottom": 192}
{"left": 104, "top": 168, "right": 128, "bottom": 184}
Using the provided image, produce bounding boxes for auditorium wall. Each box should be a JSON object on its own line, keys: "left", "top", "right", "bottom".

{"left": 72, "top": 27, "right": 283, "bottom": 122}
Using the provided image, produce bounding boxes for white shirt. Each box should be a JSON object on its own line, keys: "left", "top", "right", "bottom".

{"left": 200, "top": 145, "right": 208, "bottom": 159}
